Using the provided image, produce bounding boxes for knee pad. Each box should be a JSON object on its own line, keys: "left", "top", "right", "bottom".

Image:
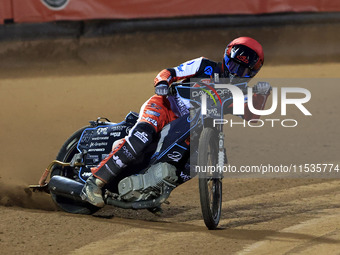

{"left": 92, "top": 122, "right": 156, "bottom": 183}
{"left": 114, "top": 122, "right": 156, "bottom": 165}
{"left": 127, "top": 122, "right": 156, "bottom": 153}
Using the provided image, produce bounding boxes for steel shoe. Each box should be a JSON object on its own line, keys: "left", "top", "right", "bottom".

{"left": 81, "top": 176, "right": 105, "bottom": 208}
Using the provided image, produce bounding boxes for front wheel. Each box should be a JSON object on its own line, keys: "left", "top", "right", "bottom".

{"left": 198, "top": 128, "right": 222, "bottom": 230}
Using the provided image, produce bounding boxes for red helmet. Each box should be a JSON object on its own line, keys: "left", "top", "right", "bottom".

{"left": 223, "top": 37, "right": 264, "bottom": 78}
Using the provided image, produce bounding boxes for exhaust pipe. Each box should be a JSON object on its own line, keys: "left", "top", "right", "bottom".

{"left": 49, "top": 176, "right": 174, "bottom": 210}
{"left": 48, "top": 176, "right": 84, "bottom": 203}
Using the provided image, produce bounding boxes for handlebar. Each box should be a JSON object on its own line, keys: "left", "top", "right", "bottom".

{"left": 169, "top": 81, "right": 256, "bottom": 96}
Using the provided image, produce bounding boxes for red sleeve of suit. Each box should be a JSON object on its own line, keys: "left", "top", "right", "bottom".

{"left": 154, "top": 69, "right": 173, "bottom": 85}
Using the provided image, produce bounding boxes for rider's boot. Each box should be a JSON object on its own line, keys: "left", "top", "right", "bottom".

{"left": 81, "top": 122, "right": 156, "bottom": 207}
{"left": 81, "top": 176, "right": 105, "bottom": 207}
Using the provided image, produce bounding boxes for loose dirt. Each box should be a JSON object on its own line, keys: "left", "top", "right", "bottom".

{"left": 0, "top": 28, "right": 340, "bottom": 254}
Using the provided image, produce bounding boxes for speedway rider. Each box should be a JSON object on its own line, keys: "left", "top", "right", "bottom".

{"left": 81, "top": 36, "right": 272, "bottom": 207}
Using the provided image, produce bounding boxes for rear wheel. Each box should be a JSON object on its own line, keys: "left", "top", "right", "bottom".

{"left": 50, "top": 126, "right": 100, "bottom": 214}
{"left": 198, "top": 127, "right": 222, "bottom": 230}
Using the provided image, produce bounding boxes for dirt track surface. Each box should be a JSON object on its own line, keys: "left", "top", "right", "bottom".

{"left": 1, "top": 32, "right": 340, "bottom": 254}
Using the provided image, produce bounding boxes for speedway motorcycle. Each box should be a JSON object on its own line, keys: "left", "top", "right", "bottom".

{"left": 30, "top": 81, "right": 249, "bottom": 230}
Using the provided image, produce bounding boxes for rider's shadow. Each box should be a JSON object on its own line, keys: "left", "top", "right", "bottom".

{"left": 92, "top": 204, "right": 198, "bottom": 222}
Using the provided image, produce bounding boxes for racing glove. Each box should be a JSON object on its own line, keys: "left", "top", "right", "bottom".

{"left": 254, "top": 82, "right": 272, "bottom": 95}
{"left": 155, "top": 83, "right": 169, "bottom": 96}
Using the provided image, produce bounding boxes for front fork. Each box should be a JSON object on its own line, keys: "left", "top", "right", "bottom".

{"left": 217, "top": 131, "right": 227, "bottom": 179}
{"left": 218, "top": 132, "right": 225, "bottom": 168}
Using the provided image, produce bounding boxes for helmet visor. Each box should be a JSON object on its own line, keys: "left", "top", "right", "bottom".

{"left": 224, "top": 44, "right": 260, "bottom": 78}
{"left": 230, "top": 45, "right": 259, "bottom": 69}
{"left": 226, "top": 59, "right": 252, "bottom": 77}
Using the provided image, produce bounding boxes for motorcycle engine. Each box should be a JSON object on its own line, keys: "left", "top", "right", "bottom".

{"left": 118, "top": 162, "right": 178, "bottom": 202}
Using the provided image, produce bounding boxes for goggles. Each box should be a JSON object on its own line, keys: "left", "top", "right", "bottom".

{"left": 226, "top": 59, "right": 252, "bottom": 77}
{"left": 224, "top": 45, "right": 260, "bottom": 78}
